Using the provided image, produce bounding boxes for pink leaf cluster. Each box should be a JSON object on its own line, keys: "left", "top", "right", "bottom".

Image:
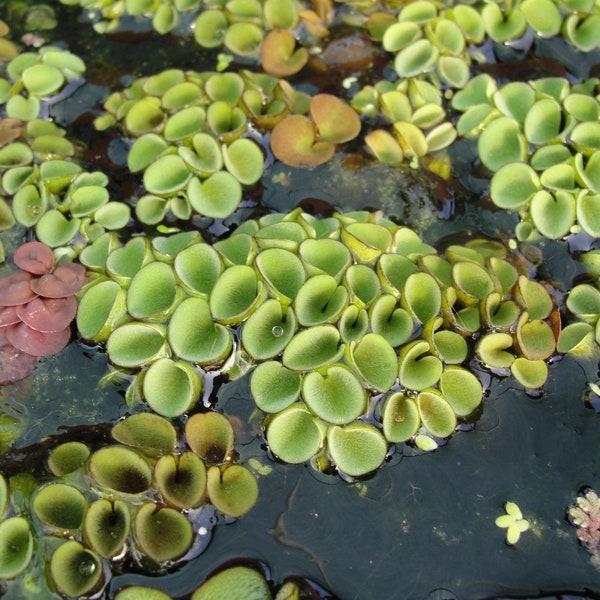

{"left": 568, "top": 488, "right": 600, "bottom": 570}
{"left": 0, "top": 242, "right": 86, "bottom": 384}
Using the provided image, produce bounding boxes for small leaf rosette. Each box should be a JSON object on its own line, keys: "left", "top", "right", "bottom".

{"left": 495, "top": 501, "right": 530, "bottom": 545}
{"left": 77, "top": 209, "right": 562, "bottom": 478}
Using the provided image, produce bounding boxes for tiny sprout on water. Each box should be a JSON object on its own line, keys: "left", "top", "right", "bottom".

{"left": 495, "top": 501, "right": 530, "bottom": 545}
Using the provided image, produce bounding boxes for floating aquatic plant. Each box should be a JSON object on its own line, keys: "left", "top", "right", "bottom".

{"left": 76, "top": 209, "right": 562, "bottom": 478}
{"left": 58, "top": 0, "right": 202, "bottom": 34}
{"left": 113, "top": 562, "right": 321, "bottom": 600}
{"left": 354, "top": 78, "right": 457, "bottom": 166}
{"left": 452, "top": 74, "right": 600, "bottom": 240}
{"left": 0, "top": 114, "right": 131, "bottom": 247}
{"left": 0, "top": 45, "right": 85, "bottom": 121}
{"left": 0, "top": 241, "right": 85, "bottom": 384}
{"left": 0, "top": 411, "right": 258, "bottom": 596}
{"left": 495, "top": 501, "right": 530, "bottom": 545}
{"left": 270, "top": 94, "right": 361, "bottom": 167}
{"left": 567, "top": 488, "right": 600, "bottom": 570}
{"left": 95, "top": 69, "right": 311, "bottom": 222}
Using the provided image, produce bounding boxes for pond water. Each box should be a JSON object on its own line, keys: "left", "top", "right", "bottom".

{"left": 1, "top": 0, "right": 600, "bottom": 598}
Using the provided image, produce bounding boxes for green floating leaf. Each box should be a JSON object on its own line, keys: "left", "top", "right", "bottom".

{"left": 6, "top": 95, "right": 40, "bottom": 121}
{"left": 365, "top": 129, "right": 404, "bottom": 164}
{"left": 107, "top": 322, "right": 168, "bottom": 368}
{"left": 566, "top": 283, "right": 600, "bottom": 320}
{"left": 382, "top": 392, "right": 420, "bottom": 443}
{"left": 111, "top": 413, "right": 177, "bottom": 456}
{"left": 510, "top": 357, "right": 548, "bottom": 388}
{"left": 22, "top": 64, "right": 65, "bottom": 96}
{"left": 266, "top": 403, "right": 324, "bottom": 463}
{"left": 242, "top": 299, "right": 296, "bottom": 361}
{"left": 342, "top": 222, "right": 392, "bottom": 264}
{"left": 0, "top": 517, "right": 33, "bottom": 579}
{"left": 516, "top": 276, "right": 553, "bottom": 320}
{"left": 377, "top": 253, "right": 418, "bottom": 295}
{"left": 557, "top": 322, "right": 597, "bottom": 356}
{"left": 222, "top": 138, "right": 264, "bottom": 186}
{"left": 516, "top": 316, "right": 556, "bottom": 361}
{"left": 482, "top": 293, "right": 520, "bottom": 329}
{"left": 115, "top": 587, "right": 172, "bottom": 600}
{"left": 164, "top": 106, "right": 205, "bottom": 141}
{"left": 48, "top": 441, "right": 90, "bottom": 476}
{"left": 174, "top": 243, "right": 222, "bottom": 297}
{"left": 490, "top": 162, "right": 540, "bottom": 209}
{"left": 401, "top": 272, "right": 441, "bottom": 324}
{"left": 210, "top": 264, "right": 264, "bottom": 324}
{"left": 127, "top": 261, "right": 179, "bottom": 321}
{"left": 299, "top": 238, "right": 351, "bottom": 280}
{"left": 417, "top": 390, "right": 456, "bottom": 438}
{"left": 83, "top": 499, "right": 130, "bottom": 558}
{"left": 575, "top": 151, "right": 600, "bottom": 195}
{"left": 168, "top": 297, "right": 232, "bottom": 364}
{"left": 251, "top": 361, "right": 302, "bottom": 413}
{"left": 282, "top": 324, "right": 344, "bottom": 371}
{"left": 0, "top": 475, "right": 8, "bottom": 519}
{"left": 327, "top": 423, "right": 387, "bottom": 477}
{"left": 144, "top": 154, "right": 190, "bottom": 195}
{"left": 369, "top": 295, "right": 413, "bottom": 347}
{"left": 155, "top": 452, "right": 207, "bottom": 509}
{"left": 394, "top": 39, "right": 440, "bottom": 78}
{"left": 192, "top": 566, "right": 271, "bottom": 600}
{"left": 294, "top": 274, "right": 348, "bottom": 327}
{"left": 33, "top": 483, "right": 86, "bottom": 530}
{"left": 439, "top": 367, "right": 482, "bottom": 417}
{"left": 451, "top": 260, "right": 494, "bottom": 305}
{"left": 194, "top": 10, "right": 228, "bottom": 48}
{"left": 207, "top": 465, "right": 258, "bottom": 517}
{"left": 255, "top": 247, "right": 306, "bottom": 302}
{"left": 35, "top": 209, "right": 80, "bottom": 247}
{"left": 493, "top": 82, "right": 535, "bottom": 123}
{"left": 344, "top": 264, "right": 380, "bottom": 308}
{"left": 524, "top": 98, "right": 567, "bottom": 145}
{"left": 382, "top": 21, "right": 422, "bottom": 53}
{"left": 577, "top": 192, "right": 600, "bottom": 237}
{"left": 530, "top": 190, "right": 575, "bottom": 239}
{"left": 127, "top": 133, "right": 169, "bottom": 173}
{"left": 106, "top": 237, "right": 151, "bottom": 281}
{"left": 76, "top": 280, "right": 128, "bottom": 342}
{"left": 481, "top": 4, "right": 527, "bottom": 42}
{"left": 90, "top": 445, "right": 152, "bottom": 494}
{"left": 452, "top": 4, "right": 485, "bottom": 43}
{"left": 563, "top": 13, "right": 600, "bottom": 52}
{"left": 303, "top": 364, "right": 367, "bottom": 424}
{"left": 50, "top": 541, "right": 102, "bottom": 598}
{"left": 347, "top": 333, "right": 398, "bottom": 391}
{"left": 186, "top": 412, "right": 234, "bottom": 464}
{"left": 143, "top": 358, "right": 202, "bottom": 417}
{"left": 134, "top": 503, "right": 193, "bottom": 563}
{"left": 477, "top": 332, "right": 515, "bottom": 368}
{"left": 398, "top": 340, "right": 443, "bottom": 390}
{"left": 478, "top": 116, "right": 526, "bottom": 172}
